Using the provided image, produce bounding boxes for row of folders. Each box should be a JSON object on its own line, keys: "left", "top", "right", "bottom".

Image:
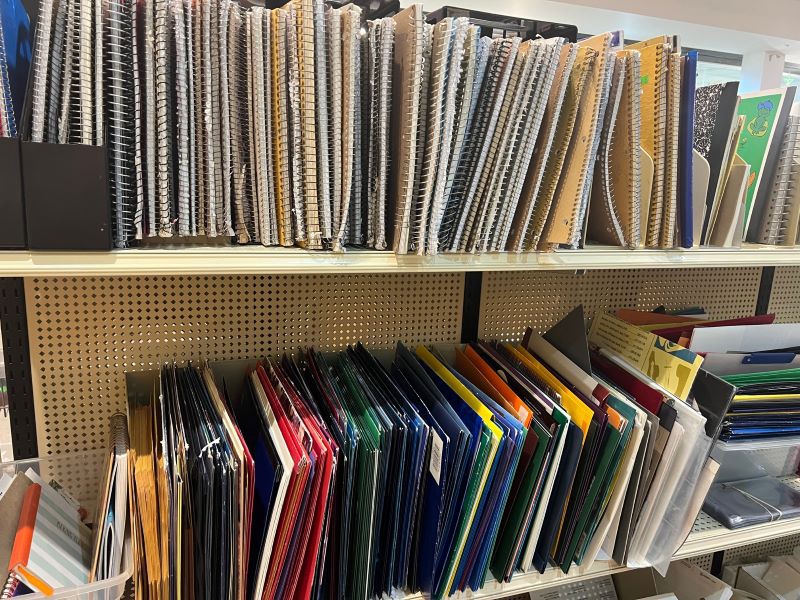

{"left": 16, "top": 0, "right": 800, "bottom": 251}
{"left": 125, "top": 307, "right": 736, "bottom": 600}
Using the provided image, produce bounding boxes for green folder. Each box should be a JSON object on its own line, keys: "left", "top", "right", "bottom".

{"left": 489, "top": 417, "right": 550, "bottom": 580}
{"left": 559, "top": 421, "right": 622, "bottom": 573}
{"left": 723, "top": 367, "right": 800, "bottom": 386}
{"left": 575, "top": 396, "right": 636, "bottom": 563}
{"left": 336, "top": 357, "right": 384, "bottom": 599}
{"left": 435, "top": 426, "right": 492, "bottom": 599}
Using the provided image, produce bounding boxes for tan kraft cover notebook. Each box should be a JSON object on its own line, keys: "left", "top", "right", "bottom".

{"left": 541, "top": 33, "right": 612, "bottom": 248}
{"left": 507, "top": 42, "right": 577, "bottom": 252}
{"left": 626, "top": 37, "right": 670, "bottom": 248}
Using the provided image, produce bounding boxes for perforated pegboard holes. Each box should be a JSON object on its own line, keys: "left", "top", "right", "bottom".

{"left": 25, "top": 273, "right": 465, "bottom": 464}
{"left": 479, "top": 268, "right": 762, "bottom": 341}
{"left": 770, "top": 267, "right": 800, "bottom": 322}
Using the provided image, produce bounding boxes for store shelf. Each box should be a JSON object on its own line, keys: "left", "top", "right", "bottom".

{"left": 0, "top": 245, "right": 799, "bottom": 276}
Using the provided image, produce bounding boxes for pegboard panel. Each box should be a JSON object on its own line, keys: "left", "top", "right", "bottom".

{"left": 687, "top": 554, "right": 714, "bottom": 572}
{"left": 722, "top": 534, "right": 800, "bottom": 566}
{"left": 769, "top": 266, "right": 800, "bottom": 321}
{"left": 24, "top": 273, "right": 464, "bottom": 458}
{"left": 479, "top": 267, "right": 763, "bottom": 341}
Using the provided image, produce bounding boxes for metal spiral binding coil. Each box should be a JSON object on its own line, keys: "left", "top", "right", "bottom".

{"left": 530, "top": 46, "right": 594, "bottom": 251}
{"left": 645, "top": 42, "right": 669, "bottom": 247}
{"left": 768, "top": 116, "right": 800, "bottom": 244}
{"left": 660, "top": 50, "right": 681, "bottom": 248}
{"left": 437, "top": 31, "right": 488, "bottom": 251}
{"left": 105, "top": 0, "right": 136, "bottom": 247}
{"left": 458, "top": 36, "right": 520, "bottom": 253}
{"left": 0, "top": 14, "right": 16, "bottom": 137}
{"left": 510, "top": 42, "right": 576, "bottom": 252}
{"left": 314, "top": 0, "right": 332, "bottom": 242}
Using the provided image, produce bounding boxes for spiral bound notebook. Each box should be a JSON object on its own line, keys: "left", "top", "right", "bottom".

{"left": 271, "top": 8, "right": 293, "bottom": 246}
{"left": 537, "top": 42, "right": 599, "bottom": 250}
{"left": 541, "top": 33, "right": 612, "bottom": 250}
{"left": 407, "top": 22, "right": 431, "bottom": 254}
{"left": 476, "top": 39, "right": 559, "bottom": 254}
{"left": 333, "top": 4, "right": 361, "bottom": 251}
{"left": 411, "top": 18, "right": 454, "bottom": 254}
{"left": 492, "top": 37, "right": 563, "bottom": 252}
{"left": 508, "top": 42, "right": 577, "bottom": 252}
{"left": 740, "top": 86, "right": 798, "bottom": 242}
{"left": 588, "top": 51, "right": 630, "bottom": 247}
{"left": 627, "top": 37, "right": 670, "bottom": 248}
{"left": 365, "top": 17, "right": 394, "bottom": 250}
{"left": 468, "top": 37, "right": 533, "bottom": 254}
{"left": 453, "top": 36, "right": 520, "bottom": 252}
{"left": 759, "top": 114, "right": 800, "bottom": 245}
{"left": 293, "top": 0, "right": 321, "bottom": 249}
{"left": 105, "top": 0, "right": 136, "bottom": 247}
{"left": 659, "top": 50, "right": 682, "bottom": 248}
{"left": 388, "top": 4, "right": 424, "bottom": 254}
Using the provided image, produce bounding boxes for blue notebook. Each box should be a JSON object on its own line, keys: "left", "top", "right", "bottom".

{"left": 679, "top": 51, "right": 698, "bottom": 247}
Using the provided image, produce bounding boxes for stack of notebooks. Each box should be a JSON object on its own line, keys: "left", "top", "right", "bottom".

{"left": 0, "top": 414, "right": 128, "bottom": 598}
{"left": 124, "top": 304, "right": 734, "bottom": 598}
{"left": 18, "top": 0, "right": 798, "bottom": 253}
{"left": 694, "top": 83, "right": 800, "bottom": 247}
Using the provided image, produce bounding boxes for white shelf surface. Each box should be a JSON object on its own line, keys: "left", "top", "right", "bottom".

{"left": 1, "top": 245, "right": 799, "bottom": 276}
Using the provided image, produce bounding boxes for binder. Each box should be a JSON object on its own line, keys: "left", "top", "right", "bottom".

{"left": 543, "top": 32, "right": 612, "bottom": 249}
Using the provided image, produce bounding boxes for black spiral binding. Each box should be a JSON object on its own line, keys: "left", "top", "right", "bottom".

{"left": 510, "top": 42, "right": 576, "bottom": 253}
{"left": 437, "top": 33, "right": 489, "bottom": 252}
{"left": 105, "top": 0, "right": 136, "bottom": 247}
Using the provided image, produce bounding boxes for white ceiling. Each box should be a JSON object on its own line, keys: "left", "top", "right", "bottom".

{"left": 404, "top": 0, "right": 800, "bottom": 63}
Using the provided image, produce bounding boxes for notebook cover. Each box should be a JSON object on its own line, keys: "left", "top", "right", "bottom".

{"left": 544, "top": 32, "right": 612, "bottom": 248}
{"left": 678, "top": 51, "right": 698, "bottom": 247}
{"left": 508, "top": 42, "right": 577, "bottom": 252}
{"left": 697, "top": 81, "right": 740, "bottom": 241}
{"left": 742, "top": 86, "right": 798, "bottom": 241}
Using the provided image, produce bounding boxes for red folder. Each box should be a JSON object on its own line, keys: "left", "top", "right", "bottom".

{"left": 256, "top": 363, "right": 311, "bottom": 600}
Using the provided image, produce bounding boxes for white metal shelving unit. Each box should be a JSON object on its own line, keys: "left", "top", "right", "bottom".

{"left": 0, "top": 245, "right": 799, "bottom": 275}
{"left": 4, "top": 250, "right": 800, "bottom": 599}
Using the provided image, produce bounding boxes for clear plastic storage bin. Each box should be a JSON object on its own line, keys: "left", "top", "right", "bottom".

{"left": 715, "top": 436, "right": 800, "bottom": 483}
{"left": 1, "top": 451, "right": 132, "bottom": 600}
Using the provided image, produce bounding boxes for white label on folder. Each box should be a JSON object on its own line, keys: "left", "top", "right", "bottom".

{"left": 430, "top": 431, "right": 444, "bottom": 486}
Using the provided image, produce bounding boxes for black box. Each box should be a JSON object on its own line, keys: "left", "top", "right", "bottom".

{"left": 21, "top": 141, "right": 112, "bottom": 251}
{"left": 0, "top": 137, "right": 26, "bottom": 249}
